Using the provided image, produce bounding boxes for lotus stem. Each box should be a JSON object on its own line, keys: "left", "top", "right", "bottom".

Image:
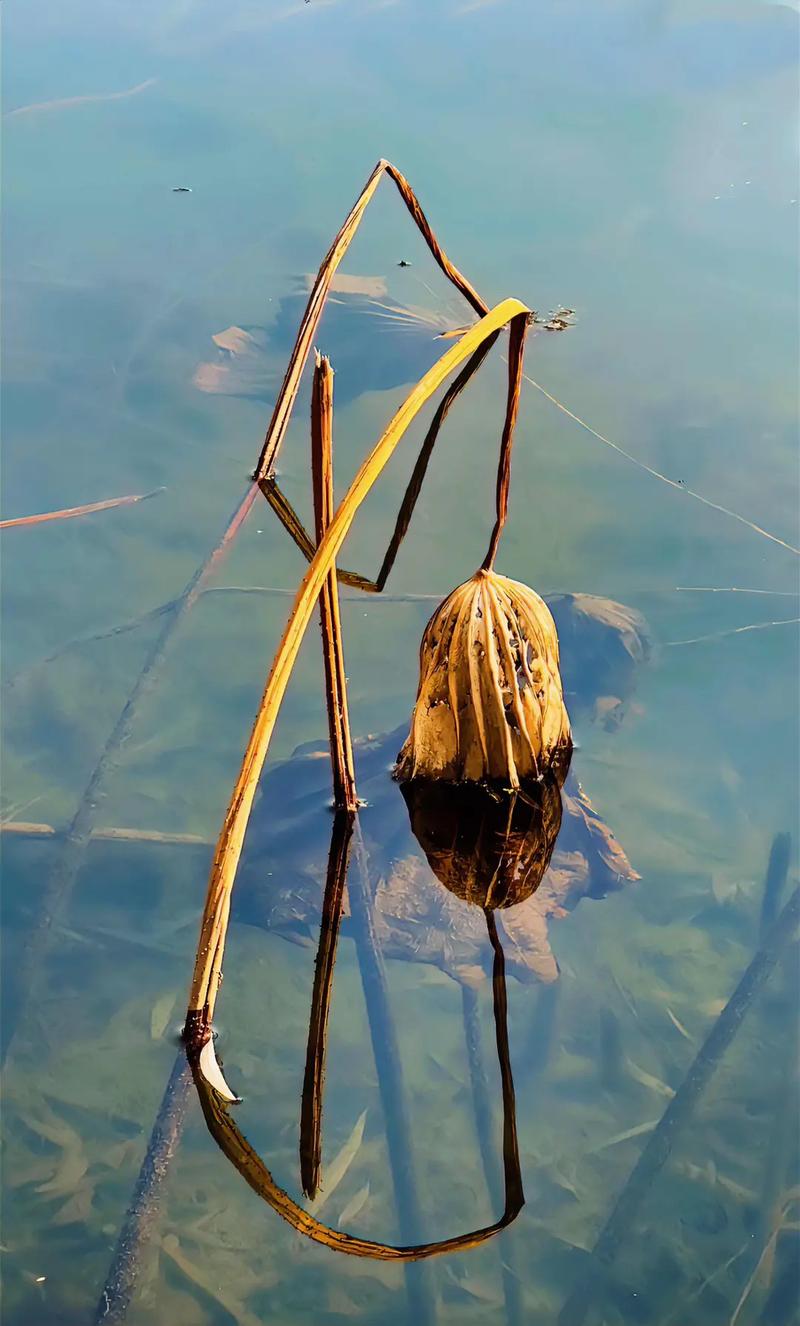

{"left": 254, "top": 159, "right": 489, "bottom": 481}
{"left": 311, "top": 354, "right": 358, "bottom": 813}
{"left": 482, "top": 310, "right": 528, "bottom": 572}
{"left": 93, "top": 1052, "right": 193, "bottom": 1324}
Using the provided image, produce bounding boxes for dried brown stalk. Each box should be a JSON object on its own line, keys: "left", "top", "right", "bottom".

{"left": 482, "top": 311, "right": 527, "bottom": 571}
{"left": 254, "top": 159, "right": 489, "bottom": 481}
{"left": 0, "top": 488, "right": 162, "bottom": 530}
{"left": 311, "top": 354, "right": 358, "bottom": 813}
{"left": 258, "top": 479, "right": 317, "bottom": 561}
{"left": 373, "top": 336, "right": 498, "bottom": 592}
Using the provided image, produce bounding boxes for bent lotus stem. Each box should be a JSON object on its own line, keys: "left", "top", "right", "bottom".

{"left": 254, "top": 158, "right": 489, "bottom": 481}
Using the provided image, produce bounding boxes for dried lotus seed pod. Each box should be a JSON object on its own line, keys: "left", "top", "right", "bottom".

{"left": 395, "top": 569, "right": 572, "bottom": 788}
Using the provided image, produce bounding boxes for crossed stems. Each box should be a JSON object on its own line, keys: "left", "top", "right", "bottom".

{"left": 184, "top": 159, "right": 532, "bottom": 1257}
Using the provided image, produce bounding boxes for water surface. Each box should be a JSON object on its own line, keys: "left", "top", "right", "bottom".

{"left": 3, "top": 1, "right": 799, "bottom": 1322}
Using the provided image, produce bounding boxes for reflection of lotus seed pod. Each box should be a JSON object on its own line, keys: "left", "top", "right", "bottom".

{"left": 395, "top": 570, "right": 572, "bottom": 787}
{"left": 401, "top": 771, "right": 567, "bottom": 909}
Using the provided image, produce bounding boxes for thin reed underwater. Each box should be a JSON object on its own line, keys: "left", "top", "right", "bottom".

{"left": 2, "top": 1, "right": 798, "bottom": 1324}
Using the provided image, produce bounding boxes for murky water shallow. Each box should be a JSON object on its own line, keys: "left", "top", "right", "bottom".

{"left": 3, "top": 1, "right": 799, "bottom": 1322}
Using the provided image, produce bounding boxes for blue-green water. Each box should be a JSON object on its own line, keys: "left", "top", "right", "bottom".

{"left": 3, "top": 1, "right": 799, "bottom": 1322}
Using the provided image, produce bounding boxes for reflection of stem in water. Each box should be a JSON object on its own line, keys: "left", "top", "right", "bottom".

{"left": 186, "top": 818, "right": 524, "bottom": 1261}
{"left": 1, "top": 483, "right": 258, "bottom": 1067}
{"left": 347, "top": 828, "right": 437, "bottom": 1326}
{"left": 300, "top": 812, "right": 354, "bottom": 1199}
{"left": 462, "top": 983, "right": 524, "bottom": 1326}
{"left": 484, "top": 911, "right": 525, "bottom": 1218}
{"left": 94, "top": 1051, "right": 192, "bottom": 1324}
{"left": 558, "top": 885, "right": 800, "bottom": 1326}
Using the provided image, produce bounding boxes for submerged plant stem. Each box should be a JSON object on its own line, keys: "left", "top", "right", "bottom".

{"left": 2, "top": 483, "right": 258, "bottom": 1068}
{"left": 558, "top": 884, "right": 800, "bottom": 1326}
{"left": 0, "top": 488, "right": 162, "bottom": 529}
{"left": 94, "top": 1052, "right": 192, "bottom": 1324}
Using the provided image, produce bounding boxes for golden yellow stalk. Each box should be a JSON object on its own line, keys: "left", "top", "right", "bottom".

{"left": 185, "top": 297, "right": 529, "bottom": 1039}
